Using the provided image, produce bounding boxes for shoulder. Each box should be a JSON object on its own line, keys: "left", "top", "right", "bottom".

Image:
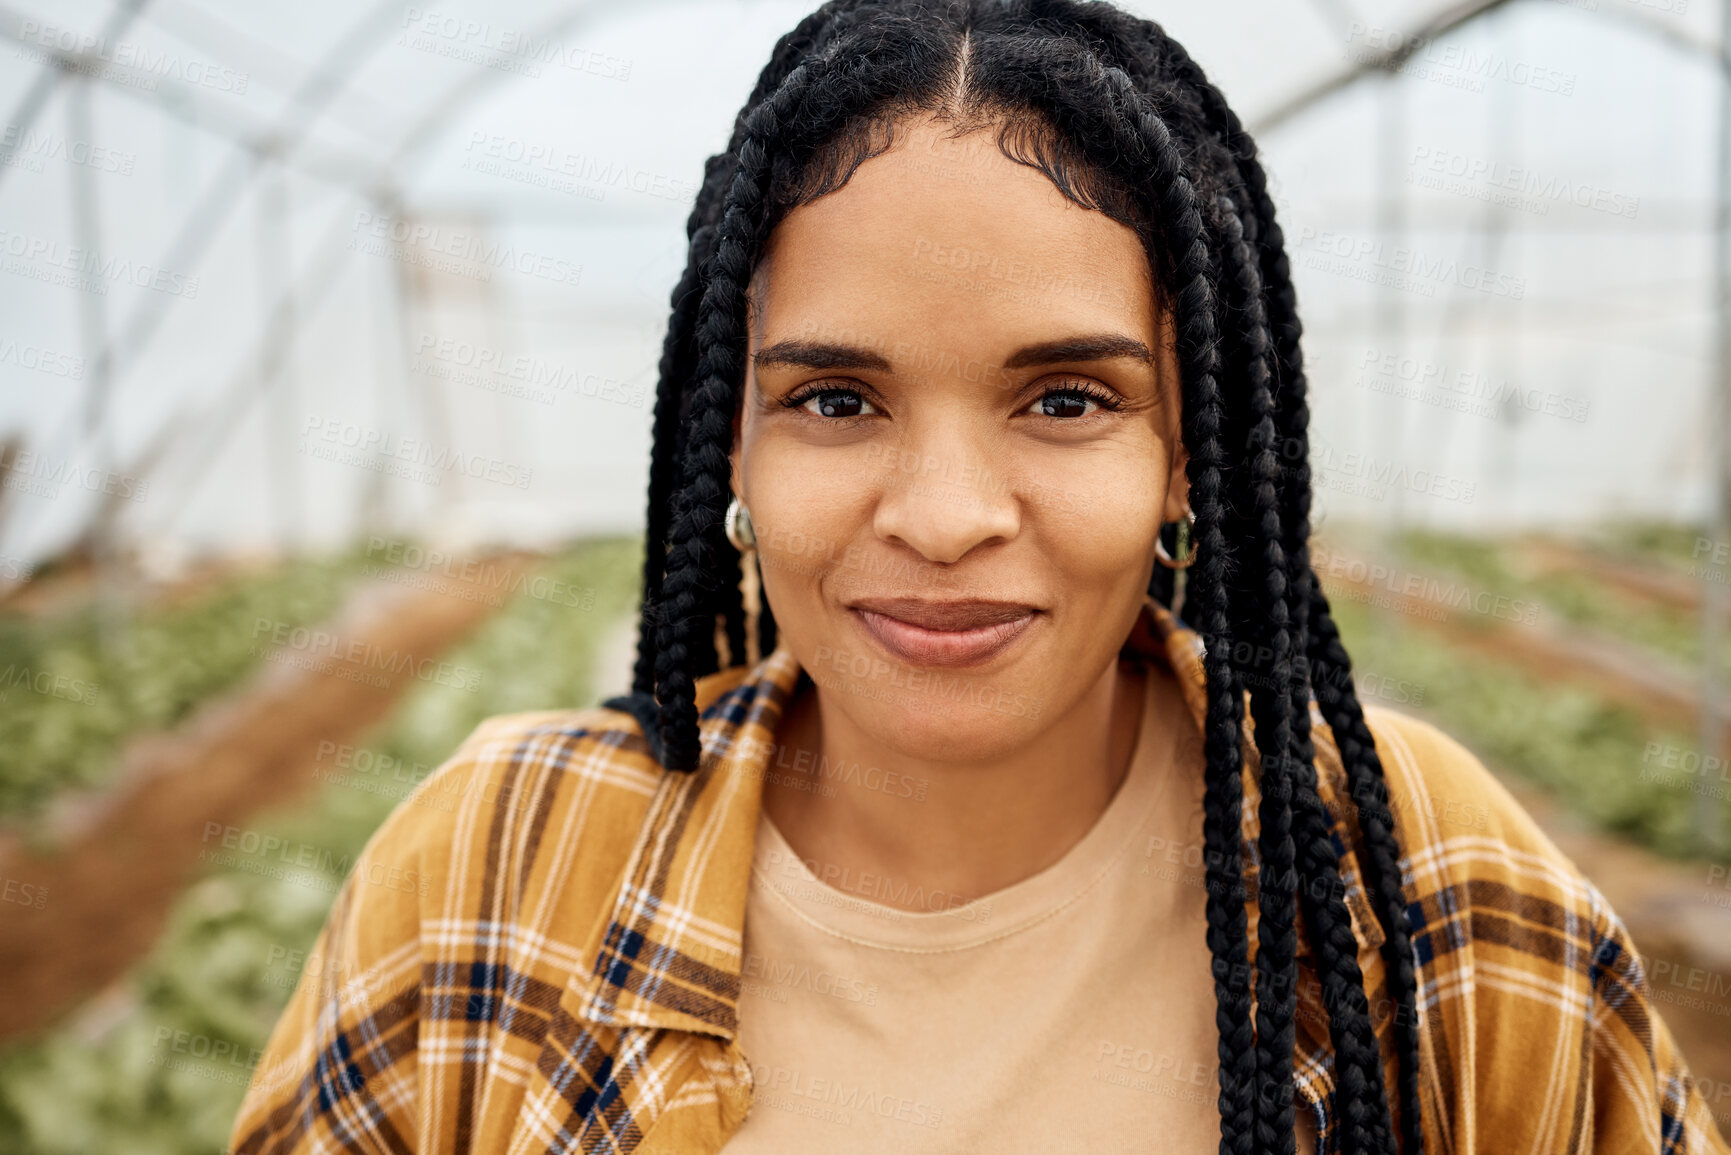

{"left": 1317, "top": 704, "right": 1625, "bottom": 1007}
{"left": 1348, "top": 712, "right": 1731, "bottom": 1150}
{"left": 333, "top": 700, "right": 675, "bottom": 958}
{"left": 376, "top": 702, "right": 666, "bottom": 861}
{"left": 231, "top": 678, "right": 767, "bottom": 1148}
{"left": 364, "top": 665, "right": 763, "bottom": 900}
{"left": 1346, "top": 706, "right": 1619, "bottom": 1022}
{"left": 1353, "top": 704, "right": 1591, "bottom": 893}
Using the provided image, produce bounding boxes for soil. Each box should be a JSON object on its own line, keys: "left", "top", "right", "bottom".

{"left": 0, "top": 552, "right": 539, "bottom": 1040}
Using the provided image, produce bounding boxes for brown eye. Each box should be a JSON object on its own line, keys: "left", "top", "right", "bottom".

{"left": 798, "top": 389, "right": 873, "bottom": 418}
{"left": 1040, "top": 391, "right": 1093, "bottom": 418}
{"left": 1025, "top": 379, "right": 1122, "bottom": 420}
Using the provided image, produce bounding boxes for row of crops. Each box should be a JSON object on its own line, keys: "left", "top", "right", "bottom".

{"left": 0, "top": 537, "right": 644, "bottom": 1154}
{"left": 0, "top": 557, "right": 369, "bottom": 821}
{"left": 1326, "top": 524, "right": 1719, "bottom": 858}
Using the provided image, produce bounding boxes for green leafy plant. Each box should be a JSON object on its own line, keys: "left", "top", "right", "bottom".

{"left": 1330, "top": 593, "right": 1718, "bottom": 856}
{"left": 0, "top": 537, "right": 644, "bottom": 1155}
{"left": 0, "top": 556, "right": 368, "bottom": 819}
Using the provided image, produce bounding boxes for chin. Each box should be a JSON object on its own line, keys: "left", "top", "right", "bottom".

{"left": 809, "top": 665, "right": 1052, "bottom": 763}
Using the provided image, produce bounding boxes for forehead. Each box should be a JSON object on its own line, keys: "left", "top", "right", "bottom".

{"left": 749, "top": 115, "right": 1158, "bottom": 356}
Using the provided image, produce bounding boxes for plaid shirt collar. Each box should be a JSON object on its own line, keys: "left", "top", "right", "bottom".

{"left": 570, "top": 596, "right": 1385, "bottom": 1047}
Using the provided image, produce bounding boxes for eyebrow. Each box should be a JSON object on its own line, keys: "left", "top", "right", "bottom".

{"left": 1003, "top": 334, "right": 1154, "bottom": 369}
{"left": 751, "top": 333, "right": 1154, "bottom": 374}
{"left": 752, "top": 339, "right": 891, "bottom": 372}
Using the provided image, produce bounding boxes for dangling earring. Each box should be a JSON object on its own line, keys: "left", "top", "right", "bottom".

{"left": 726, "top": 496, "right": 763, "bottom": 668}
{"left": 724, "top": 496, "right": 756, "bottom": 552}
{"left": 1153, "top": 509, "right": 1198, "bottom": 569}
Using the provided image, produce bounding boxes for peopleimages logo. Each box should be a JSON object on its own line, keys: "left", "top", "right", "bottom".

{"left": 398, "top": 9, "right": 633, "bottom": 81}
{"left": 907, "top": 236, "right": 1129, "bottom": 308}
{"left": 1309, "top": 546, "right": 1537, "bottom": 623}
{"left": 198, "top": 822, "right": 433, "bottom": 898}
{"left": 348, "top": 210, "right": 583, "bottom": 287}
{"left": 0, "top": 336, "right": 83, "bottom": 380}
{"left": 811, "top": 642, "right": 1042, "bottom": 721}
{"left": 1, "top": 875, "right": 46, "bottom": 910}
{"left": 1408, "top": 145, "right": 1639, "bottom": 220}
{"left": 361, "top": 536, "right": 598, "bottom": 610}
{"left": 250, "top": 616, "right": 487, "bottom": 693}
{"left": 1355, "top": 346, "right": 1589, "bottom": 425}
{"left": 1, "top": 123, "right": 136, "bottom": 176}
{"left": 299, "top": 416, "right": 534, "bottom": 490}
{"left": 1292, "top": 226, "right": 1526, "bottom": 300}
{"left": 0, "top": 227, "right": 200, "bottom": 298}
{"left": 0, "top": 664, "right": 99, "bottom": 705}
{"left": 1308, "top": 446, "right": 1478, "bottom": 505}
{"left": 1343, "top": 22, "right": 1576, "bottom": 96}
{"left": 0, "top": 443, "right": 149, "bottom": 504}
{"left": 462, "top": 132, "right": 699, "bottom": 204}
{"left": 412, "top": 333, "right": 646, "bottom": 408}
{"left": 14, "top": 19, "right": 250, "bottom": 93}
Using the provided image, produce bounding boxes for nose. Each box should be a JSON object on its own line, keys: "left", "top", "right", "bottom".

{"left": 870, "top": 439, "right": 1020, "bottom": 566}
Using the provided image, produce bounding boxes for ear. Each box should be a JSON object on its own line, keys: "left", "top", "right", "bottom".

{"left": 732, "top": 309, "right": 753, "bottom": 505}
{"left": 733, "top": 249, "right": 772, "bottom": 507}
{"left": 730, "top": 404, "right": 745, "bottom": 504}
{"left": 1162, "top": 441, "right": 1190, "bottom": 524}
{"left": 1151, "top": 298, "right": 1189, "bottom": 524}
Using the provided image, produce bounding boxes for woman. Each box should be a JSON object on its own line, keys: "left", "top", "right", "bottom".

{"left": 228, "top": 1, "right": 1727, "bottom": 1152}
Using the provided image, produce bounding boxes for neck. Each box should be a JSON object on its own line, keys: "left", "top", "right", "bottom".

{"left": 762, "top": 655, "right": 1169, "bottom": 911}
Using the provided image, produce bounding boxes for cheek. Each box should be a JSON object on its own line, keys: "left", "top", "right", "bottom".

{"left": 740, "top": 438, "right": 877, "bottom": 597}
{"left": 1023, "top": 443, "right": 1167, "bottom": 581}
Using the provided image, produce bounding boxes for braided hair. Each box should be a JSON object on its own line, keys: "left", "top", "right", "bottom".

{"left": 603, "top": 3, "right": 1422, "bottom": 1151}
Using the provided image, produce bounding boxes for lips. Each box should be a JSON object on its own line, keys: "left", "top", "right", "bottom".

{"left": 848, "top": 597, "right": 1039, "bottom": 669}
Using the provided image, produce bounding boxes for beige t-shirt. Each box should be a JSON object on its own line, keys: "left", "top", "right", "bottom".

{"left": 721, "top": 671, "right": 1227, "bottom": 1154}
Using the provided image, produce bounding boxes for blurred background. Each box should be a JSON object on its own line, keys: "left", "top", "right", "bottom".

{"left": 0, "top": 0, "right": 1728, "bottom": 1149}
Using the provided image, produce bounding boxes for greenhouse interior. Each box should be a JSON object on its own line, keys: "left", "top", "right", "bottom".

{"left": 1, "top": 0, "right": 1730, "bottom": 1149}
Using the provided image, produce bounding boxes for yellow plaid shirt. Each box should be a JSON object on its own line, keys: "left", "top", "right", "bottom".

{"left": 229, "top": 600, "right": 1729, "bottom": 1154}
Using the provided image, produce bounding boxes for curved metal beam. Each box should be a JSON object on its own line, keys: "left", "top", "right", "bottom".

{"left": 0, "top": 0, "right": 151, "bottom": 190}
{"left": 1251, "top": 0, "right": 1519, "bottom": 134}
{"left": 127, "top": 0, "right": 664, "bottom": 539}
{"left": 1252, "top": 0, "right": 1723, "bottom": 135}
{"left": 3, "top": 0, "right": 405, "bottom": 555}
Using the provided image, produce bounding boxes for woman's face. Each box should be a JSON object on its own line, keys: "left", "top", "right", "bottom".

{"left": 732, "top": 113, "right": 1189, "bottom": 763}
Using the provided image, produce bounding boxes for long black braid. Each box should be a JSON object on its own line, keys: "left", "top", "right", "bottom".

{"left": 1154, "top": 28, "right": 1426, "bottom": 1149}
{"left": 1171, "top": 39, "right": 1425, "bottom": 1149}
{"left": 603, "top": 3, "right": 1422, "bottom": 1151}
{"left": 1217, "top": 191, "right": 1302, "bottom": 1155}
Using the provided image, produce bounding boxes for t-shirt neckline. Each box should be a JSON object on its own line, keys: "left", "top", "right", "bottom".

{"left": 749, "top": 667, "right": 1179, "bottom": 953}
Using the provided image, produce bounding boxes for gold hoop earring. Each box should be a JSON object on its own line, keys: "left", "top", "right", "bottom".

{"left": 1153, "top": 509, "right": 1198, "bottom": 570}
{"left": 724, "top": 496, "right": 756, "bottom": 552}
